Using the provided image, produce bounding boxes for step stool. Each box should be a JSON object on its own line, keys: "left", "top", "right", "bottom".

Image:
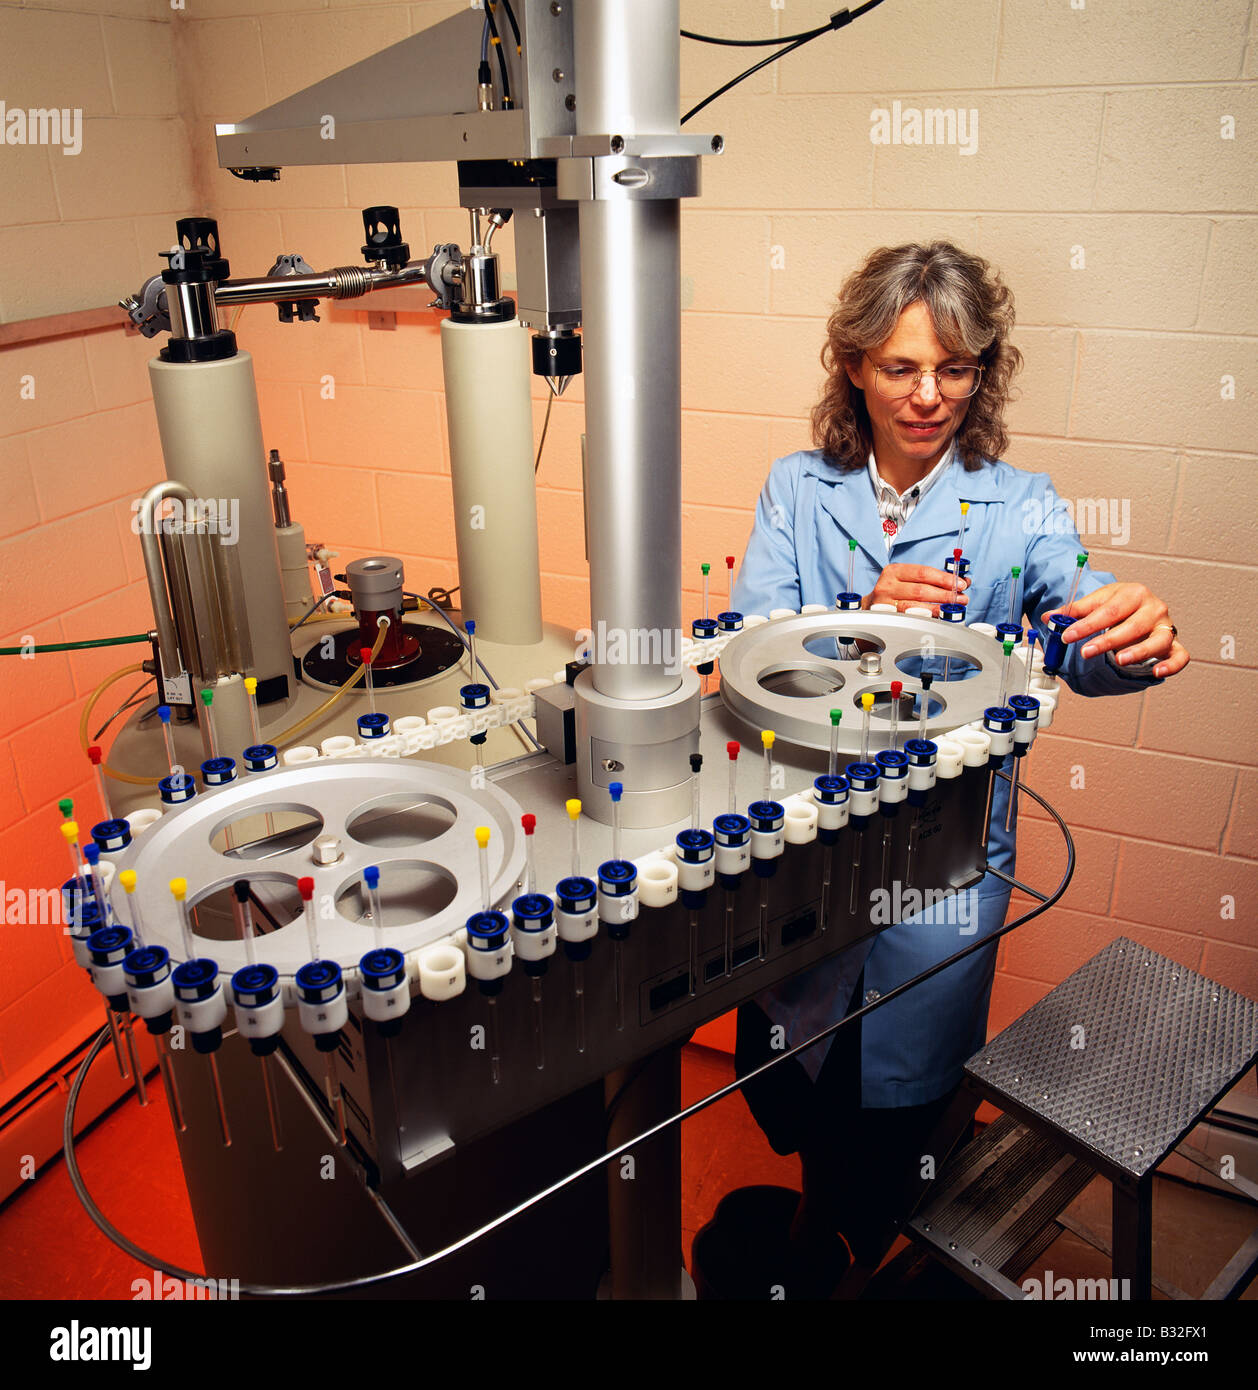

{"left": 908, "top": 937, "right": 1258, "bottom": 1299}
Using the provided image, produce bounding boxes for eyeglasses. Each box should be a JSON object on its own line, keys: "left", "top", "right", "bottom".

{"left": 865, "top": 356, "right": 983, "bottom": 400}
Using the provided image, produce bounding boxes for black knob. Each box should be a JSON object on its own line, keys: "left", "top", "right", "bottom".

{"left": 161, "top": 217, "right": 229, "bottom": 284}
{"left": 361, "top": 206, "right": 410, "bottom": 269}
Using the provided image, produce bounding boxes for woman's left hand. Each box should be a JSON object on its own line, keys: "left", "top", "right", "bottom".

{"left": 1044, "top": 581, "right": 1189, "bottom": 680}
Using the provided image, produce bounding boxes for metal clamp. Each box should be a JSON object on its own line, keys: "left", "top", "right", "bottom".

{"left": 556, "top": 153, "right": 702, "bottom": 202}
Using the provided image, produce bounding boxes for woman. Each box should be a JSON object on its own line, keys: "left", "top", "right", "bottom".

{"left": 730, "top": 241, "right": 1189, "bottom": 1290}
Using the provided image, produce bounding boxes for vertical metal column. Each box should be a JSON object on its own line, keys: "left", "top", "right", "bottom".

{"left": 1111, "top": 1177, "right": 1153, "bottom": 1301}
{"left": 577, "top": 195, "right": 682, "bottom": 702}
{"left": 571, "top": 0, "right": 702, "bottom": 829}
{"left": 574, "top": 0, "right": 682, "bottom": 704}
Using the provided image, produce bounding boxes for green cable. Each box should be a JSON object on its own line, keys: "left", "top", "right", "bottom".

{"left": 0, "top": 633, "right": 150, "bottom": 656}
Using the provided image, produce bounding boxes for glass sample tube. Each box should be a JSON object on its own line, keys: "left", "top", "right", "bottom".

{"left": 466, "top": 618, "right": 478, "bottom": 681}
{"left": 609, "top": 783, "right": 623, "bottom": 863}
{"left": 828, "top": 711, "right": 842, "bottom": 777}
{"left": 820, "top": 842, "right": 834, "bottom": 935}
{"left": 361, "top": 647, "right": 376, "bottom": 715}
{"left": 259, "top": 1051, "right": 283, "bottom": 1152}
{"left": 998, "top": 638, "right": 1016, "bottom": 707}
{"left": 243, "top": 676, "right": 261, "bottom": 745}
{"left": 364, "top": 865, "right": 384, "bottom": 948}
{"left": 521, "top": 815, "right": 537, "bottom": 893}
{"left": 918, "top": 673, "right": 934, "bottom": 741}
{"left": 1008, "top": 566, "right": 1023, "bottom": 626}
{"left": 170, "top": 878, "right": 196, "bottom": 960}
{"left": 118, "top": 870, "right": 144, "bottom": 948}
{"left": 758, "top": 877, "right": 769, "bottom": 962}
{"left": 232, "top": 879, "right": 256, "bottom": 965}
{"left": 761, "top": 730, "right": 775, "bottom": 799}
{"left": 1005, "top": 756, "right": 1022, "bottom": 835}
{"left": 727, "top": 741, "right": 740, "bottom": 812}
{"left": 688, "top": 908, "right": 699, "bottom": 997}
{"left": 208, "top": 1051, "right": 231, "bottom": 1148}
{"left": 723, "top": 888, "right": 734, "bottom": 978}
{"left": 486, "top": 994, "right": 501, "bottom": 1086}
{"left": 690, "top": 754, "right": 703, "bottom": 829}
{"left": 87, "top": 747, "right": 112, "bottom": 822}
{"left": 888, "top": 682, "right": 902, "bottom": 750}
{"left": 701, "top": 562, "right": 710, "bottom": 621}
{"left": 860, "top": 693, "right": 874, "bottom": 763}
{"left": 566, "top": 798, "right": 582, "bottom": 877}
{"left": 157, "top": 705, "right": 177, "bottom": 775}
{"left": 299, "top": 876, "right": 318, "bottom": 960}
{"left": 532, "top": 976, "right": 545, "bottom": 1070}
{"left": 1065, "top": 553, "right": 1088, "bottom": 612}
{"left": 847, "top": 537, "right": 857, "bottom": 597}
{"left": 325, "top": 1053, "right": 348, "bottom": 1141}
{"left": 156, "top": 1033, "right": 186, "bottom": 1133}
{"left": 475, "top": 826, "right": 492, "bottom": 906}
{"left": 199, "top": 688, "right": 219, "bottom": 758}
{"left": 574, "top": 960, "right": 587, "bottom": 1054}
{"left": 60, "top": 820, "right": 85, "bottom": 886}
{"left": 83, "top": 846, "right": 110, "bottom": 924}
{"left": 1024, "top": 632, "right": 1038, "bottom": 695}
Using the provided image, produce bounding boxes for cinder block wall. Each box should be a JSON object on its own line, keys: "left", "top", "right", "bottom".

{"left": 0, "top": 0, "right": 202, "bottom": 1095}
{"left": 1, "top": 0, "right": 1254, "bottom": 1092}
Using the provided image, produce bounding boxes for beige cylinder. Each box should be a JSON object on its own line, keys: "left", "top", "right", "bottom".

{"left": 441, "top": 318, "right": 543, "bottom": 646}
{"left": 276, "top": 522, "right": 312, "bottom": 622}
{"left": 149, "top": 352, "right": 294, "bottom": 708}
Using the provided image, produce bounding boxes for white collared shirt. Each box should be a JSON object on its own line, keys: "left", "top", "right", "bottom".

{"left": 867, "top": 443, "right": 955, "bottom": 551}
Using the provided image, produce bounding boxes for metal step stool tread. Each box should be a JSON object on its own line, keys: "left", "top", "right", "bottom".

{"left": 965, "top": 937, "right": 1258, "bottom": 1181}
{"left": 912, "top": 1113, "right": 1093, "bottom": 1279}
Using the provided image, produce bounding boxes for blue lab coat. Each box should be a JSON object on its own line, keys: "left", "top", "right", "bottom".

{"left": 732, "top": 450, "right": 1158, "bottom": 1106}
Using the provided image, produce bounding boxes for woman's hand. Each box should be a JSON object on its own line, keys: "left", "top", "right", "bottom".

{"left": 1046, "top": 581, "right": 1189, "bottom": 680}
{"left": 864, "top": 564, "right": 969, "bottom": 615}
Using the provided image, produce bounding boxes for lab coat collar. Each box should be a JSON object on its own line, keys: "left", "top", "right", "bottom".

{"left": 809, "top": 450, "right": 1004, "bottom": 568}
{"left": 898, "top": 453, "right": 1005, "bottom": 550}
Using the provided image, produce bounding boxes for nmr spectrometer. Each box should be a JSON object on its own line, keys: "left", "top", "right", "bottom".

{"left": 59, "top": 1, "right": 1075, "bottom": 1299}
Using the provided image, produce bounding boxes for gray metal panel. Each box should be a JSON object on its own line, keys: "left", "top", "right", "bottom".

{"left": 215, "top": 3, "right": 575, "bottom": 169}
{"left": 967, "top": 937, "right": 1258, "bottom": 1180}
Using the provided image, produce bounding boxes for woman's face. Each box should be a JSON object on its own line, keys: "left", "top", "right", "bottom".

{"left": 844, "top": 301, "right": 977, "bottom": 477}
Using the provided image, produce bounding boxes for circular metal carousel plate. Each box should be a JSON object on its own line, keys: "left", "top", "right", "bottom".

{"left": 113, "top": 758, "right": 526, "bottom": 975}
{"left": 718, "top": 610, "right": 1008, "bottom": 753}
